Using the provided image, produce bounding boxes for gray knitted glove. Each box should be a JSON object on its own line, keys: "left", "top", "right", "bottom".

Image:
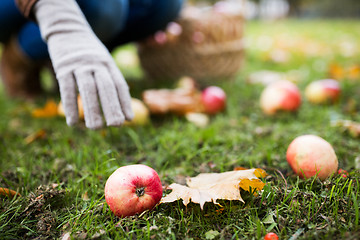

{"left": 34, "top": 0, "right": 133, "bottom": 129}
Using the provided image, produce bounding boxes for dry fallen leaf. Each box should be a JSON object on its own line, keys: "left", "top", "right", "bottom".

{"left": 185, "top": 112, "right": 209, "bottom": 127}
{"left": 32, "top": 99, "right": 59, "bottom": 118}
{"left": 329, "top": 63, "right": 344, "bottom": 80}
{"left": 331, "top": 119, "right": 360, "bottom": 137}
{"left": 348, "top": 65, "right": 360, "bottom": 80}
{"left": 82, "top": 191, "right": 90, "bottom": 201}
{"left": 0, "top": 187, "right": 20, "bottom": 198}
{"left": 329, "top": 63, "right": 360, "bottom": 81}
{"left": 61, "top": 232, "right": 71, "bottom": 240}
{"left": 143, "top": 87, "right": 203, "bottom": 115}
{"left": 24, "top": 129, "right": 47, "bottom": 144}
{"left": 161, "top": 168, "right": 266, "bottom": 209}
{"left": 142, "top": 77, "right": 204, "bottom": 115}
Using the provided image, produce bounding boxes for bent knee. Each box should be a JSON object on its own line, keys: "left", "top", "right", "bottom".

{"left": 79, "top": 0, "right": 129, "bottom": 42}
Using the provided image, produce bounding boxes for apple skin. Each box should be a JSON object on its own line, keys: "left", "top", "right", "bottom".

{"left": 201, "top": 86, "right": 227, "bottom": 114}
{"left": 305, "top": 79, "right": 341, "bottom": 104}
{"left": 104, "top": 164, "right": 163, "bottom": 217}
{"left": 286, "top": 135, "right": 338, "bottom": 180}
{"left": 264, "top": 232, "right": 279, "bottom": 240}
{"left": 124, "top": 98, "right": 150, "bottom": 126}
{"left": 260, "top": 80, "right": 301, "bottom": 115}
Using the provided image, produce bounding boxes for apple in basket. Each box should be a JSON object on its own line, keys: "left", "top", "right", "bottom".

{"left": 104, "top": 164, "right": 163, "bottom": 217}
{"left": 260, "top": 80, "right": 301, "bottom": 115}
{"left": 305, "top": 79, "right": 341, "bottom": 104}
{"left": 201, "top": 86, "right": 227, "bottom": 114}
{"left": 286, "top": 135, "right": 338, "bottom": 180}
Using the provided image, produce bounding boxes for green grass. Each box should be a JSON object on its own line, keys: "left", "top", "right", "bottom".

{"left": 1, "top": 19, "right": 360, "bottom": 239}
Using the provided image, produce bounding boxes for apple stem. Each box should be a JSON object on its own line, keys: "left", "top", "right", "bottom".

{"left": 136, "top": 187, "right": 145, "bottom": 197}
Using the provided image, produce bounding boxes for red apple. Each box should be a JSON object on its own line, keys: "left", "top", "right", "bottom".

{"left": 286, "top": 135, "right": 338, "bottom": 180}
{"left": 264, "top": 232, "right": 279, "bottom": 240}
{"left": 260, "top": 80, "right": 301, "bottom": 115}
{"left": 104, "top": 164, "right": 163, "bottom": 217}
{"left": 305, "top": 79, "right": 341, "bottom": 104}
{"left": 201, "top": 86, "right": 226, "bottom": 114}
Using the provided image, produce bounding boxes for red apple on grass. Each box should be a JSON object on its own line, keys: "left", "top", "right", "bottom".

{"left": 286, "top": 135, "right": 338, "bottom": 180}
{"left": 104, "top": 164, "right": 163, "bottom": 217}
{"left": 264, "top": 232, "right": 279, "bottom": 240}
{"left": 305, "top": 79, "right": 341, "bottom": 104}
{"left": 260, "top": 80, "right": 301, "bottom": 115}
{"left": 201, "top": 86, "right": 226, "bottom": 114}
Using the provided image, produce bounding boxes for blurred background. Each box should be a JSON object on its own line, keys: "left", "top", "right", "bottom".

{"left": 188, "top": 0, "right": 360, "bottom": 20}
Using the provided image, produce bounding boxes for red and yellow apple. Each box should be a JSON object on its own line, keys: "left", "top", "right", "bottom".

{"left": 260, "top": 80, "right": 301, "bottom": 115}
{"left": 124, "top": 98, "right": 150, "bottom": 126}
{"left": 305, "top": 79, "right": 341, "bottom": 104}
{"left": 104, "top": 164, "right": 163, "bottom": 217}
{"left": 286, "top": 135, "right": 338, "bottom": 180}
{"left": 201, "top": 86, "right": 227, "bottom": 114}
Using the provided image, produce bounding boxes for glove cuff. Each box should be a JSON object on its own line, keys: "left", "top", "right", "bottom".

{"left": 33, "top": 0, "right": 92, "bottom": 41}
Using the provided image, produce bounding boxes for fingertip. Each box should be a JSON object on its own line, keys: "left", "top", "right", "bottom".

{"left": 125, "top": 109, "right": 134, "bottom": 121}
{"left": 66, "top": 116, "right": 79, "bottom": 126}
{"left": 84, "top": 115, "right": 104, "bottom": 130}
{"left": 106, "top": 115, "right": 125, "bottom": 127}
{"left": 118, "top": 94, "right": 134, "bottom": 121}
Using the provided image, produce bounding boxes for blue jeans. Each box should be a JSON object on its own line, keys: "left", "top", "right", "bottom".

{"left": 0, "top": 0, "right": 184, "bottom": 60}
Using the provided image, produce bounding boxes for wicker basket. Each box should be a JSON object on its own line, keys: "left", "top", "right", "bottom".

{"left": 137, "top": 2, "right": 245, "bottom": 84}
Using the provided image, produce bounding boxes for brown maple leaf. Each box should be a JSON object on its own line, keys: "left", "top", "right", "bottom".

{"left": 161, "top": 168, "right": 266, "bottom": 209}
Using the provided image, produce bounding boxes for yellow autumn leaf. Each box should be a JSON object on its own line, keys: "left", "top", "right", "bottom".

{"left": 254, "top": 168, "right": 267, "bottom": 178}
{"left": 329, "top": 63, "right": 360, "bottom": 81}
{"left": 239, "top": 179, "right": 265, "bottom": 192}
{"left": 329, "top": 63, "right": 345, "bottom": 80}
{"left": 161, "top": 168, "right": 266, "bottom": 209}
{"left": 348, "top": 65, "right": 360, "bottom": 81}
{"left": 32, "top": 99, "right": 58, "bottom": 118}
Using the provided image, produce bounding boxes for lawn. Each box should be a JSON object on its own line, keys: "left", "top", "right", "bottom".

{"left": 1, "top": 19, "right": 360, "bottom": 239}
